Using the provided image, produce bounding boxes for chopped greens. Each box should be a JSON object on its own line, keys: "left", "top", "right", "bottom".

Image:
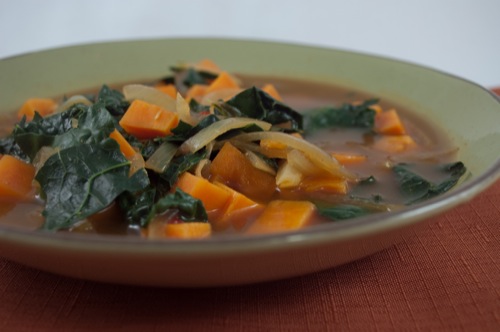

{"left": 393, "top": 162, "right": 467, "bottom": 204}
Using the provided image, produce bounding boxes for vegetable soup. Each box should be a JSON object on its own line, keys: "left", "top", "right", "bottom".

{"left": 0, "top": 60, "right": 466, "bottom": 239}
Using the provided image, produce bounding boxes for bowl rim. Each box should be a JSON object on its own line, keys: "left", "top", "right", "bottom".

{"left": 0, "top": 37, "right": 499, "bottom": 255}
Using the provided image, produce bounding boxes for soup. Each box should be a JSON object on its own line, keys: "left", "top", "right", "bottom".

{"left": 0, "top": 59, "right": 466, "bottom": 239}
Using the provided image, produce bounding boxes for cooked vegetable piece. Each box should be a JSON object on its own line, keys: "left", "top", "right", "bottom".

{"left": 373, "top": 135, "right": 416, "bottom": 153}
{"left": 185, "top": 84, "right": 208, "bottom": 102}
{"left": 246, "top": 200, "right": 316, "bottom": 234}
{"left": 261, "top": 84, "right": 283, "bottom": 101}
{"left": 301, "top": 176, "right": 348, "bottom": 194}
{"left": 109, "top": 129, "right": 136, "bottom": 158}
{"left": 0, "top": 155, "right": 36, "bottom": 201}
{"left": 35, "top": 140, "right": 149, "bottom": 230}
{"left": 209, "top": 142, "right": 276, "bottom": 201}
{"left": 213, "top": 182, "right": 263, "bottom": 230}
{"left": 155, "top": 83, "right": 177, "bottom": 98}
{"left": 393, "top": 162, "right": 466, "bottom": 204}
{"left": 179, "top": 117, "right": 271, "bottom": 154}
{"left": 175, "top": 172, "right": 232, "bottom": 212}
{"left": 375, "top": 109, "right": 406, "bottom": 135}
{"left": 18, "top": 98, "right": 57, "bottom": 120}
{"left": 119, "top": 100, "right": 180, "bottom": 139}
{"left": 205, "top": 71, "right": 240, "bottom": 95}
{"left": 164, "top": 222, "right": 211, "bottom": 239}
{"left": 123, "top": 84, "right": 176, "bottom": 111}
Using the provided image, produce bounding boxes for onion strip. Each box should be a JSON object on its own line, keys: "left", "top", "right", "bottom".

{"left": 145, "top": 142, "right": 177, "bottom": 173}
{"left": 179, "top": 118, "right": 272, "bottom": 154}
{"left": 123, "top": 84, "right": 176, "bottom": 111}
{"left": 234, "top": 131, "right": 355, "bottom": 180}
{"left": 56, "top": 95, "right": 92, "bottom": 113}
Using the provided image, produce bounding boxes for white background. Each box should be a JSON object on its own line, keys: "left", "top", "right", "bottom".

{"left": 1, "top": 0, "right": 499, "bottom": 87}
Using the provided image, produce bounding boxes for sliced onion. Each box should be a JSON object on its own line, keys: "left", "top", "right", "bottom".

{"left": 244, "top": 150, "right": 276, "bottom": 175}
{"left": 123, "top": 84, "right": 176, "bottom": 111}
{"left": 56, "top": 95, "right": 92, "bottom": 113}
{"left": 234, "top": 131, "right": 355, "bottom": 180}
{"left": 176, "top": 92, "right": 195, "bottom": 125}
{"left": 200, "top": 88, "right": 241, "bottom": 105}
{"left": 276, "top": 161, "right": 302, "bottom": 188}
{"left": 179, "top": 118, "right": 272, "bottom": 154}
{"left": 286, "top": 149, "right": 321, "bottom": 176}
{"left": 145, "top": 142, "right": 177, "bottom": 173}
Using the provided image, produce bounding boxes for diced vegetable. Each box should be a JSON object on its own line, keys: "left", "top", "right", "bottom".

{"left": 261, "top": 83, "right": 283, "bottom": 101}
{"left": 18, "top": 98, "right": 57, "bottom": 120}
{"left": 185, "top": 84, "right": 208, "bottom": 102}
{"left": 246, "top": 200, "right": 316, "bottom": 234}
{"left": 213, "top": 182, "right": 263, "bottom": 230}
{"left": 331, "top": 153, "right": 367, "bottom": 165}
{"left": 0, "top": 155, "right": 36, "bottom": 201}
{"left": 375, "top": 109, "right": 406, "bottom": 135}
{"left": 155, "top": 83, "right": 177, "bottom": 99}
{"left": 205, "top": 71, "right": 240, "bottom": 95}
{"left": 209, "top": 142, "right": 276, "bottom": 201}
{"left": 119, "top": 100, "right": 180, "bottom": 139}
{"left": 301, "top": 177, "right": 348, "bottom": 194}
{"left": 109, "top": 129, "right": 136, "bottom": 158}
{"left": 164, "top": 222, "right": 212, "bottom": 239}
{"left": 175, "top": 172, "right": 232, "bottom": 212}
{"left": 373, "top": 135, "right": 416, "bottom": 153}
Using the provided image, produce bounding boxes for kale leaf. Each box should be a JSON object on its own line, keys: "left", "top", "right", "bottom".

{"left": 393, "top": 162, "right": 467, "bottom": 204}
{"left": 220, "top": 87, "right": 303, "bottom": 131}
{"left": 160, "top": 151, "right": 207, "bottom": 187}
{"left": 148, "top": 188, "right": 208, "bottom": 223}
{"left": 96, "top": 85, "right": 129, "bottom": 116}
{"left": 318, "top": 204, "right": 371, "bottom": 220}
{"left": 35, "top": 139, "right": 149, "bottom": 231}
{"left": 304, "top": 99, "right": 378, "bottom": 132}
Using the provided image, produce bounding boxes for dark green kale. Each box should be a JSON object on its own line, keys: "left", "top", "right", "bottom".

{"left": 148, "top": 188, "right": 208, "bottom": 223}
{"left": 393, "top": 162, "right": 467, "bottom": 204}
{"left": 304, "top": 99, "right": 378, "bottom": 132}
{"left": 317, "top": 204, "right": 371, "bottom": 220}
{"left": 219, "top": 87, "right": 303, "bottom": 132}
{"left": 96, "top": 85, "right": 130, "bottom": 116}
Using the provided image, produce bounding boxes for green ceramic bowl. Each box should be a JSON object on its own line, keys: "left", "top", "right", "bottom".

{"left": 0, "top": 38, "right": 499, "bottom": 287}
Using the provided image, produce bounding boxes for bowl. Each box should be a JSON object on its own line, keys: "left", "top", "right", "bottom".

{"left": 0, "top": 38, "right": 499, "bottom": 287}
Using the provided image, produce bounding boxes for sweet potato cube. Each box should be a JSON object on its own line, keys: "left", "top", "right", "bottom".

{"left": 119, "top": 99, "right": 179, "bottom": 139}
{"left": 165, "top": 222, "right": 211, "bottom": 239}
{"left": 209, "top": 142, "right": 276, "bottom": 202}
{"left": 109, "top": 129, "right": 136, "bottom": 158}
{"left": 261, "top": 83, "right": 283, "bottom": 101}
{"left": 18, "top": 98, "right": 57, "bottom": 121}
{"left": 213, "top": 182, "right": 264, "bottom": 230}
{"left": 155, "top": 83, "right": 177, "bottom": 99}
{"left": 205, "top": 72, "right": 239, "bottom": 95}
{"left": 176, "top": 172, "right": 232, "bottom": 212}
{"left": 0, "top": 155, "right": 36, "bottom": 201}
{"left": 246, "top": 200, "right": 316, "bottom": 235}
{"left": 375, "top": 109, "right": 406, "bottom": 135}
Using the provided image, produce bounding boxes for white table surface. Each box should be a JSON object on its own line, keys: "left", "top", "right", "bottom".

{"left": 1, "top": 0, "right": 499, "bottom": 87}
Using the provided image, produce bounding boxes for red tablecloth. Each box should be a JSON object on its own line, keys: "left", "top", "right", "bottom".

{"left": 1, "top": 96, "right": 499, "bottom": 332}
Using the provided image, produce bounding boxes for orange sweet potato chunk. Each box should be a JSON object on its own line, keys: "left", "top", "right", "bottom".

{"left": 18, "top": 98, "right": 57, "bottom": 121}
{"left": 209, "top": 142, "right": 276, "bottom": 202}
{"left": 246, "top": 200, "right": 316, "bottom": 235}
